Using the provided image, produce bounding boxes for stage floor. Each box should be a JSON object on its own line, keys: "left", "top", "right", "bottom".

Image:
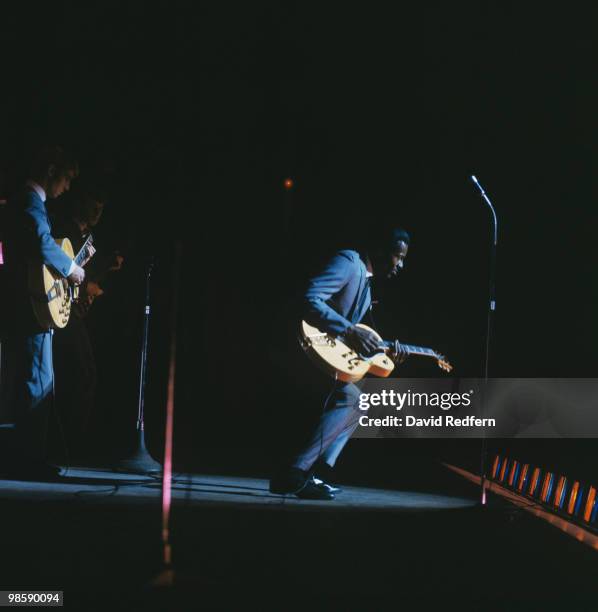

{"left": 1, "top": 466, "right": 597, "bottom": 610}
{"left": 0, "top": 467, "right": 478, "bottom": 512}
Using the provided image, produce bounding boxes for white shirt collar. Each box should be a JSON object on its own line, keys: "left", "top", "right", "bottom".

{"left": 366, "top": 270, "right": 373, "bottom": 278}
{"left": 26, "top": 180, "right": 46, "bottom": 202}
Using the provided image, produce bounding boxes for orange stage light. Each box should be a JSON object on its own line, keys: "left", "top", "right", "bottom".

{"left": 491, "top": 455, "right": 500, "bottom": 479}
{"left": 508, "top": 460, "right": 518, "bottom": 487}
{"left": 568, "top": 482, "right": 580, "bottom": 515}
{"left": 517, "top": 464, "right": 529, "bottom": 492}
{"left": 554, "top": 476, "right": 566, "bottom": 508}
{"left": 584, "top": 486, "right": 596, "bottom": 523}
{"left": 529, "top": 467, "right": 541, "bottom": 496}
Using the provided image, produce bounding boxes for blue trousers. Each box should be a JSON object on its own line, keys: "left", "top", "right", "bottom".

{"left": 9, "top": 330, "right": 54, "bottom": 462}
{"left": 292, "top": 379, "right": 361, "bottom": 472}
{"left": 24, "top": 331, "right": 54, "bottom": 410}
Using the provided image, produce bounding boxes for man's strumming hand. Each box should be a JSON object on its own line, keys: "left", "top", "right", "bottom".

{"left": 68, "top": 264, "right": 85, "bottom": 286}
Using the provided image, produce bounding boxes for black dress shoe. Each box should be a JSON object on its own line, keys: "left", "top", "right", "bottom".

{"left": 295, "top": 478, "right": 335, "bottom": 500}
{"left": 310, "top": 459, "right": 342, "bottom": 494}
{"left": 310, "top": 476, "right": 342, "bottom": 494}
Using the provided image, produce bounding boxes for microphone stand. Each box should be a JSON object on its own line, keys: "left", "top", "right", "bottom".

{"left": 471, "top": 175, "right": 497, "bottom": 505}
{"left": 115, "top": 258, "right": 162, "bottom": 474}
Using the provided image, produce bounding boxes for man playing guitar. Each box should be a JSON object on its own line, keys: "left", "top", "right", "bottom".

{"left": 1, "top": 146, "right": 83, "bottom": 478}
{"left": 270, "top": 227, "right": 410, "bottom": 500}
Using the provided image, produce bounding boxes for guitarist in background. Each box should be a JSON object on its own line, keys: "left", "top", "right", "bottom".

{"left": 270, "top": 227, "right": 410, "bottom": 500}
{"left": 1, "top": 146, "right": 84, "bottom": 478}
{"left": 52, "top": 185, "right": 123, "bottom": 462}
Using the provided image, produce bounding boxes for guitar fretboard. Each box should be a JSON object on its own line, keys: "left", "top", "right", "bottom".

{"left": 384, "top": 341, "right": 438, "bottom": 359}
{"left": 75, "top": 234, "right": 94, "bottom": 267}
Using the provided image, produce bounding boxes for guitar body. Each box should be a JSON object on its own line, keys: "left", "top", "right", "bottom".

{"left": 299, "top": 321, "right": 395, "bottom": 383}
{"left": 28, "top": 238, "right": 78, "bottom": 330}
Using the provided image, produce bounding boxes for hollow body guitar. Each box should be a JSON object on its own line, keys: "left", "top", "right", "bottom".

{"left": 28, "top": 234, "right": 95, "bottom": 330}
{"left": 298, "top": 321, "right": 452, "bottom": 383}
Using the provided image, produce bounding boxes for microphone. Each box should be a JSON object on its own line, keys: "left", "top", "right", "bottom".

{"left": 471, "top": 175, "right": 485, "bottom": 195}
{"left": 470, "top": 175, "right": 496, "bottom": 245}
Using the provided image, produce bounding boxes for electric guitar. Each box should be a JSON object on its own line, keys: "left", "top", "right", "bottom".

{"left": 28, "top": 234, "right": 95, "bottom": 329}
{"left": 298, "top": 321, "right": 452, "bottom": 383}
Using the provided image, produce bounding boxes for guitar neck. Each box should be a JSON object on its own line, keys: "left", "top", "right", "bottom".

{"left": 74, "top": 234, "right": 94, "bottom": 267}
{"left": 384, "top": 341, "right": 438, "bottom": 359}
{"left": 403, "top": 344, "right": 438, "bottom": 359}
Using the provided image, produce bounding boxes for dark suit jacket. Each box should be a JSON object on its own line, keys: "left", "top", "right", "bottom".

{"left": 303, "top": 249, "right": 371, "bottom": 336}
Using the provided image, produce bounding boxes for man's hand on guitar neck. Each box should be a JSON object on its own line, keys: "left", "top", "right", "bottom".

{"left": 390, "top": 340, "right": 409, "bottom": 365}
{"left": 345, "top": 326, "right": 410, "bottom": 365}
{"left": 78, "top": 243, "right": 96, "bottom": 268}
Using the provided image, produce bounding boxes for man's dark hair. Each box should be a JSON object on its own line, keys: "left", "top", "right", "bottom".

{"left": 385, "top": 227, "right": 410, "bottom": 247}
{"left": 30, "top": 146, "right": 79, "bottom": 180}
{"left": 366, "top": 226, "right": 410, "bottom": 251}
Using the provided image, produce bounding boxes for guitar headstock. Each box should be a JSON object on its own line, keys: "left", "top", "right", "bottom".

{"left": 436, "top": 354, "right": 453, "bottom": 373}
{"left": 77, "top": 233, "right": 96, "bottom": 268}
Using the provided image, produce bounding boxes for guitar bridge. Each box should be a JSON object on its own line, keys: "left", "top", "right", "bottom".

{"left": 306, "top": 334, "right": 336, "bottom": 348}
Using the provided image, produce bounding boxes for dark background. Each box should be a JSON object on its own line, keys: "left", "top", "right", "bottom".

{"left": 0, "top": 3, "right": 596, "bottom": 480}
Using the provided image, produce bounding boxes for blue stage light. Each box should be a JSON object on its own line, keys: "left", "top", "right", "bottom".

{"left": 553, "top": 476, "right": 568, "bottom": 510}
{"left": 541, "top": 472, "right": 555, "bottom": 504}
{"left": 508, "top": 461, "right": 520, "bottom": 489}
{"left": 491, "top": 455, "right": 501, "bottom": 480}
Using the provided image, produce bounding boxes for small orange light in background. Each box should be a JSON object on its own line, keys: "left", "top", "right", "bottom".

{"left": 283, "top": 178, "right": 294, "bottom": 190}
